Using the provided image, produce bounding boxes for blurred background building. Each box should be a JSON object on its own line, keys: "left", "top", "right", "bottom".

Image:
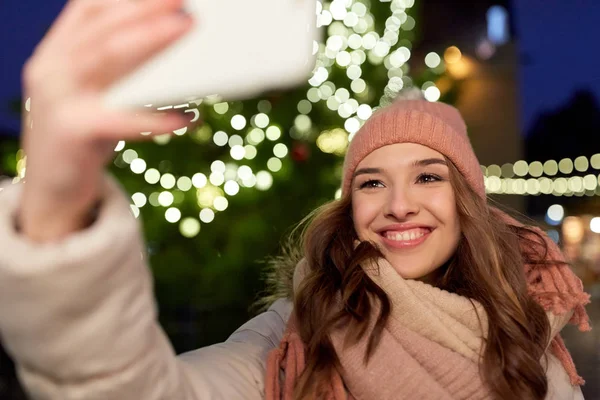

{"left": 0, "top": 0, "right": 598, "bottom": 397}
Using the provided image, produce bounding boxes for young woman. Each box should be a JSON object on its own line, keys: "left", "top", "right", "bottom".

{"left": 0, "top": 0, "right": 590, "bottom": 399}
{"left": 262, "top": 101, "right": 591, "bottom": 400}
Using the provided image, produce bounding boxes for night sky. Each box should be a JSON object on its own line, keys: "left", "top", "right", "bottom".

{"left": 512, "top": 0, "right": 600, "bottom": 133}
{"left": 1, "top": 0, "right": 599, "bottom": 137}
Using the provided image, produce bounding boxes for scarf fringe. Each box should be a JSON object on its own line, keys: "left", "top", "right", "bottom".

{"left": 519, "top": 223, "right": 592, "bottom": 386}
{"left": 550, "top": 336, "right": 586, "bottom": 386}
{"left": 266, "top": 323, "right": 352, "bottom": 400}
{"left": 266, "top": 331, "right": 306, "bottom": 400}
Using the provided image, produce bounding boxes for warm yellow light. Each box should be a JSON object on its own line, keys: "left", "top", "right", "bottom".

{"left": 132, "top": 193, "right": 147, "bottom": 208}
{"left": 114, "top": 141, "right": 125, "bottom": 152}
{"left": 254, "top": 113, "right": 270, "bottom": 129}
{"left": 558, "top": 158, "right": 574, "bottom": 174}
{"left": 543, "top": 160, "right": 558, "bottom": 176}
{"left": 591, "top": 217, "right": 600, "bottom": 234}
{"left": 574, "top": 156, "right": 589, "bottom": 172}
{"left": 273, "top": 143, "right": 289, "bottom": 158}
{"left": 591, "top": 154, "right": 600, "bottom": 169}
{"left": 501, "top": 163, "right": 514, "bottom": 178}
{"left": 224, "top": 181, "right": 240, "bottom": 196}
{"left": 563, "top": 216, "right": 584, "bottom": 244}
{"left": 130, "top": 205, "right": 140, "bottom": 219}
{"left": 266, "top": 126, "right": 282, "bottom": 141}
{"left": 434, "top": 76, "right": 453, "bottom": 95}
{"left": 553, "top": 178, "right": 568, "bottom": 194}
{"left": 513, "top": 160, "right": 529, "bottom": 177}
{"left": 487, "top": 164, "right": 502, "bottom": 177}
{"left": 528, "top": 161, "right": 543, "bottom": 177}
{"left": 423, "top": 86, "right": 440, "bottom": 102}
{"left": 316, "top": 129, "right": 349, "bottom": 156}
{"left": 158, "top": 191, "right": 174, "bottom": 207}
{"left": 444, "top": 46, "right": 462, "bottom": 64}
{"left": 196, "top": 185, "right": 223, "bottom": 208}
{"left": 177, "top": 176, "right": 193, "bottom": 191}
{"left": 267, "top": 157, "right": 283, "bottom": 172}
{"left": 247, "top": 128, "right": 265, "bottom": 145}
{"left": 122, "top": 149, "right": 138, "bottom": 164}
{"left": 231, "top": 115, "right": 247, "bottom": 130}
{"left": 244, "top": 145, "right": 257, "bottom": 160}
{"left": 424, "top": 52, "right": 441, "bottom": 68}
{"left": 199, "top": 208, "right": 215, "bottom": 223}
{"left": 213, "top": 131, "right": 228, "bottom": 146}
{"left": 583, "top": 174, "right": 598, "bottom": 190}
{"left": 180, "top": 218, "right": 201, "bottom": 238}
{"left": 213, "top": 196, "right": 229, "bottom": 211}
{"left": 445, "top": 57, "right": 473, "bottom": 80}
{"left": 486, "top": 176, "right": 502, "bottom": 193}
{"left": 256, "top": 171, "right": 273, "bottom": 191}
{"left": 230, "top": 145, "right": 245, "bottom": 160}
{"left": 192, "top": 173, "right": 207, "bottom": 188}
{"left": 130, "top": 158, "right": 147, "bottom": 174}
{"left": 160, "top": 174, "right": 176, "bottom": 189}
{"left": 213, "top": 102, "right": 229, "bottom": 114}
{"left": 165, "top": 207, "right": 181, "bottom": 223}
{"left": 237, "top": 165, "right": 253, "bottom": 180}
{"left": 539, "top": 178, "right": 553, "bottom": 194}
{"left": 209, "top": 172, "right": 225, "bottom": 186}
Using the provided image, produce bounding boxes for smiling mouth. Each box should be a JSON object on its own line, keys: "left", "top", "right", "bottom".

{"left": 380, "top": 228, "right": 432, "bottom": 249}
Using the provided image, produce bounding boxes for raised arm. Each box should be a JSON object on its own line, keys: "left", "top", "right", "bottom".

{"left": 0, "top": 174, "right": 290, "bottom": 399}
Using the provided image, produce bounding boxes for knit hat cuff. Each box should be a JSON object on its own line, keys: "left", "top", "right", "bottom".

{"left": 342, "top": 109, "right": 485, "bottom": 198}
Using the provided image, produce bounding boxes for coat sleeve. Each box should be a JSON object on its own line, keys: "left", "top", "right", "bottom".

{"left": 0, "top": 175, "right": 290, "bottom": 400}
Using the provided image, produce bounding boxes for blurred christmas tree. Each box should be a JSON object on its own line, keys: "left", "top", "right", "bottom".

{"left": 5, "top": 0, "right": 457, "bottom": 351}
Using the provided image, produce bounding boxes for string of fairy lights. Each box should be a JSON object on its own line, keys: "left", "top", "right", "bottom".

{"left": 483, "top": 155, "right": 600, "bottom": 197}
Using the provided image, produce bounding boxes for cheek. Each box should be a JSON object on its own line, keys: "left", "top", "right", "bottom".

{"left": 427, "top": 190, "right": 460, "bottom": 232}
{"left": 351, "top": 194, "right": 381, "bottom": 237}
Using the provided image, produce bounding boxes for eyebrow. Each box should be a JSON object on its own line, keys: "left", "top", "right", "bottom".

{"left": 352, "top": 158, "right": 448, "bottom": 179}
{"left": 412, "top": 158, "right": 448, "bottom": 167}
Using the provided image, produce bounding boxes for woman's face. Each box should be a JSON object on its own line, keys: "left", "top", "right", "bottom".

{"left": 351, "top": 143, "right": 461, "bottom": 282}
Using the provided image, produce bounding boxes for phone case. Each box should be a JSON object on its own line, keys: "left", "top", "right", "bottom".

{"left": 103, "top": 0, "right": 320, "bottom": 109}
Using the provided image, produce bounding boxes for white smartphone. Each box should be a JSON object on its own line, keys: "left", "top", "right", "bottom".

{"left": 103, "top": 0, "right": 321, "bottom": 109}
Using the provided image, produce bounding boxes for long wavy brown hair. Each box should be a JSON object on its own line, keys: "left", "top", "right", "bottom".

{"left": 266, "top": 159, "right": 557, "bottom": 400}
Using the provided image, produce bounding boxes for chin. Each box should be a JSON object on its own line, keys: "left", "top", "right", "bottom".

{"left": 387, "top": 263, "right": 429, "bottom": 280}
{"left": 385, "top": 256, "right": 439, "bottom": 280}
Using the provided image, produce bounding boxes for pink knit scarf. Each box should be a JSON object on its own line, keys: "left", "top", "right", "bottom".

{"left": 265, "top": 211, "right": 591, "bottom": 400}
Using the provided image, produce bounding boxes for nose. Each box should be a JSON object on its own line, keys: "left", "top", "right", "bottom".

{"left": 383, "top": 186, "right": 420, "bottom": 220}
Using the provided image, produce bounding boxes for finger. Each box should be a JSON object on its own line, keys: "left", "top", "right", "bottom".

{"left": 78, "top": 12, "right": 194, "bottom": 90}
{"left": 72, "top": 0, "right": 185, "bottom": 51}
{"left": 91, "top": 110, "right": 192, "bottom": 141}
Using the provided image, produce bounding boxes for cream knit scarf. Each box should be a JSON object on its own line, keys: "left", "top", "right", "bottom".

{"left": 266, "top": 258, "right": 493, "bottom": 399}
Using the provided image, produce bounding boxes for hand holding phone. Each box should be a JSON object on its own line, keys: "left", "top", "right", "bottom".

{"left": 19, "top": 0, "right": 195, "bottom": 242}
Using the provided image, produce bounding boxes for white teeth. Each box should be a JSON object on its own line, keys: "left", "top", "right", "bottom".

{"left": 385, "top": 229, "right": 427, "bottom": 242}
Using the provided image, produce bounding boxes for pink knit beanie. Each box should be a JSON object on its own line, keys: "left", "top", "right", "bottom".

{"left": 341, "top": 100, "right": 485, "bottom": 198}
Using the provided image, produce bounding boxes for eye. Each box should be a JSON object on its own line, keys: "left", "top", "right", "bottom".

{"left": 359, "top": 179, "right": 384, "bottom": 189}
{"left": 417, "top": 173, "right": 442, "bottom": 184}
